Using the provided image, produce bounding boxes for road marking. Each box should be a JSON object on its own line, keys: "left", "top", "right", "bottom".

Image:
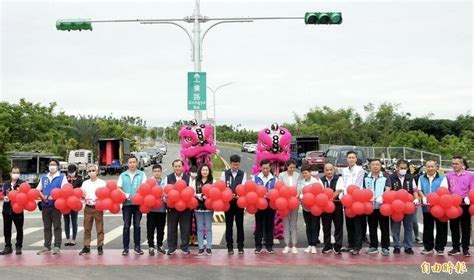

{"left": 96, "top": 225, "right": 123, "bottom": 246}
{"left": 212, "top": 224, "right": 226, "bottom": 246}
{"left": 0, "top": 227, "right": 43, "bottom": 245}
{"left": 29, "top": 227, "right": 84, "bottom": 247}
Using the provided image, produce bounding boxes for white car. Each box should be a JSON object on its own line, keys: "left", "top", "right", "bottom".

{"left": 247, "top": 144, "right": 257, "bottom": 153}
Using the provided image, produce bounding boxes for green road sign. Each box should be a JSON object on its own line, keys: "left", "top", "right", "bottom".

{"left": 187, "top": 72, "right": 207, "bottom": 111}
{"left": 56, "top": 19, "right": 92, "bottom": 31}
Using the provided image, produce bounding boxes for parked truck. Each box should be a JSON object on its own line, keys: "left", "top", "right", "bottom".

{"left": 67, "top": 149, "right": 94, "bottom": 177}
{"left": 98, "top": 138, "right": 131, "bottom": 175}
{"left": 7, "top": 152, "right": 62, "bottom": 186}
{"left": 290, "top": 136, "right": 320, "bottom": 167}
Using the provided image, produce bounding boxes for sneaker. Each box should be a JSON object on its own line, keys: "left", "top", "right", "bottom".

{"left": 64, "top": 239, "right": 71, "bottom": 246}
{"left": 448, "top": 249, "right": 461, "bottom": 256}
{"left": 134, "top": 248, "right": 144, "bottom": 255}
{"left": 157, "top": 246, "right": 166, "bottom": 254}
{"left": 198, "top": 249, "right": 205, "bottom": 256}
{"left": 0, "top": 247, "right": 13, "bottom": 255}
{"left": 254, "top": 248, "right": 262, "bottom": 254}
{"left": 15, "top": 247, "right": 22, "bottom": 255}
{"left": 166, "top": 249, "right": 176, "bottom": 255}
{"left": 149, "top": 248, "right": 155, "bottom": 256}
{"left": 341, "top": 247, "right": 353, "bottom": 253}
{"left": 181, "top": 249, "right": 191, "bottom": 255}
{"left": 52, "top": 247, "right": 61, "bottom": 255}
{"left": 98, "top": 246, "right": 104, "bottom": 255}
{"left": 228, "top": 248, "right": 234, "bottom": 255}
{"left": 393, "top": 248, "right": 401, "bottom": 254}
{"left": 206, "top": 249, "right": 212, "bottom": 256}
{"left": 291, "top": 247, "right": 298, "bottom": 254}
{"left": 322, "top": 247, "right": 333, "bottom": 254}
{"left": 436, "top": 250, "right": 444, "bottom": 256}
{"left": 282, "top": 246, "right": 290, "bottom": 254}
{"left": 37, "top": 247, "right": 51, "bottom": 255}
{"left": 122, "top": 249, "right": 129, "bottom": 256}
{"left": 79, "top": 247, "right": 91, "bottom": 256}
{"left": 381, "top": 248, "right": 390, "bottom": 256}
{"left": 351, "top": 250, "right": 360, "bottom": 255}
{"left": 267, "top": 248, "right": 274, "bottom": 254}
{"left": 70, "top": 240, "right": 76, "bottom": 246}
{"left": 405, "top": 248, "right": 414, "bottom": 255}
{"left": 367, "top": 247, "right": 378, "bottom": 254}
{"left": 420, "top": 249, "right": 434, "bottom": 255}
{"left": 334, "top": 249, "right": 341, "bottom": 255}
{"left": 311, "top": 246, "right": 317, "bottom": 254}
{"left": 304, "top": 246, "right": 312, "bottom": 253}
{"left": 415, "top": 237, "right": 423, "bottom": 244}
{"left": 238, "top": 248, "right": 244, "bottom": 254}
{"left": 463, "top": 251, "right": 471, "bottom": 257}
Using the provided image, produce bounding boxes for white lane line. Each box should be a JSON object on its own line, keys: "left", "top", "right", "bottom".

{"left": 29, "top": 227, "right": 84, "bottom": 247}
{"left": 212, "top": 224, "right": 226, "bottom": 246}
{"left": 95, "top": 225, "right": 123, "bottom": 246}
{"left": 0, "top": 227, "right": 43, "bottom": 245}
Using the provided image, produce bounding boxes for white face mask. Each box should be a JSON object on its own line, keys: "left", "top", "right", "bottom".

{"left": 68, "top": 172, "right": 76, "bottom": 177}
{"left": 190, "top": 172, "right": 197, "bottom": 178}
{"left": 11, "top": 174, "right": 20, "bottom": 180}
{"left": 398, "top": 169, "right": 407, "bottom": 176}
{"left": 311, "top": 171, "right": 318, "bottom": 177}
{"left": 49, "top": 166, "right": 58, "bottom": 173}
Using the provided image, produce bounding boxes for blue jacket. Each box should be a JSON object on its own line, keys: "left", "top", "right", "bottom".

{"left": 40, "top": 174, "right": 65, "bottom": 208}
{"left": 363, "top": 172, "right": 391, "bottom": 210}
{"left": 419, "top": 172, "right": 446, "bottom": 213}
{"left": 120, "top": 170, "right": 146, "bottom": 206}
{"left": 254, "top": 174, "right": 276, "bottom": 191}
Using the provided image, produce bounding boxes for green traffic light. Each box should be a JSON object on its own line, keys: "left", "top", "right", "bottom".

{"left": 56, "top": 19, "right": 92, "bottom": 31}
{"left": 305, "top": 12, "right": 342, "bottom": 25}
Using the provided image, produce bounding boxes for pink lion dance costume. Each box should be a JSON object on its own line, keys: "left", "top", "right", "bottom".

{"left": 252, "top": 123, "right": 292, "bottom": 240}
{"left": 179, "top": 120, "right": 216, "bottom": 173}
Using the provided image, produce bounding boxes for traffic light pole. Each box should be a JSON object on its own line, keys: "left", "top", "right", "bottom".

{"left": 57, "top": 0, "right": 341, "bottom": 123}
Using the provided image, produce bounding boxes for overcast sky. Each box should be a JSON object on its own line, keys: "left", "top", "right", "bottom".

{"left": 1, "top": 0, "right": 472, "bottom": 130}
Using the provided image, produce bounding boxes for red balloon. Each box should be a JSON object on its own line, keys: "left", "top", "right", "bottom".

{"left": 244, "top": 181, "right": 257, "bottom": 192}
{"left": 144, "top": 194, "right": 156, "bottom": 207}
{"left": 382, "top": 191, "right": 396, "bottom": 204}
{"left": 12, "top": 203, "right": 23, "bottom": 214}
{"left": 347, "top": 185, "right": 358, "bottom": 195}
{"left": 274, "top": 181, "right": 285, "bottom": 191}
{"left": 363, "top": 202, "right": 373, "bottom": 215}
{"left": 151, "top": 186, "right": 163, "bottom": 199}
{"left": 167, "top": 190, "right": 180, "bottom": 203}
{"left": 438, "top": 216, "right": 449, "bottom": 223}
{"left": 302, "top": 186, "right": 311, "bottom": 194}
{"left": 315, "top": 193, "right": 329, "bottom": 207}
{"left": 395, "top": 189, "right": 409, "bottom": 202}
{"left": 436, "top": 188, "right": 449, "bottom": 196}
{"left": 310, "top": 205, "right": 322, "bottom": 216}
{"left": 268, "top": 189, "right": 280, "bottom": 201}
{"left": 95, "top": 200, "right": 105, "bottom": 211}
{"left": 392, "top": 199, "right": 405, "bottom": 213}
{"left": 407, "top": 194, "right": 414, "bottom": 202}
{"left": 235, "top": 184, "right": 246, "bottom": 196}
{"left": 215, "top": 180, "right": 226, "bottom": 191}
{"left": 202, "top": 184, "right": 212, "bottom": 196}
{"left": 427, "top": 192, "right": 440, "bottom": 205}
{"left": 469, "top": 205, "right": 474, "bottom": 216}
{"left": 430, "top": 205, "right": 445, "bottom": 219}
{"left": 180, "top": 187, "right": 195, "bottom": 202}
{"left": 246, "top": 192, "right": 258, "bottom": 204}
{"left": 61, "top": 185, "right": 74, "bottom": 198}
{"left": 174, "top": 180, "right": 187, "bottom": 192}
{"left": 167, "top": 200, "right": 175, "bottom": 208}
{"left": 287, "top": 197, "right": 299, "bottom": 210}
{"left": 153, "top": 200, "right": 164, "bottom": 209}
{"left": 275, "top": 197, "right": 288, "bottom": 210}
{"left": 187, "top": 198, "right": 198, "bottom": 209}
{"left": 246, "top": 205, "right": 258, "bottom": 214}
{"left": 139, "top": 204, "right": 151, "bottom": 214}
{"left": 221, "top": 189, "right": 233, "bottom": 202}
{"left": 110, "top": 203, "right": 121, "bottom": 214}
{"left": 451, "top": 194, "right": 462, "bottom": 207}
{"left": 468, "top": 190, "right": 474, "bottom": 202}
{"left": 61, "top": 207, "right": 72, "bottom": 215}
{"left": 345, "top": 208, "right": 356, "bottom": 218}
{"left": 146, "top": 178, "right": 157, "bottom": 187}
{"left": 205, "top": 199, "right": 213, "bottom": 209}
{"left": 237, "top": 197, "right": 248, "bottom": 208}
{"left": 106, "top": 181, "right": 118, "bottom": 191}
{"left": 256, "top": 186, "right": 267, "bottom": 197}
{"left": 131, "top": 193, "right": 144, "bottom": 205}
{"left": 439, "top": 194, "right": 452, "bottom": 209}
{"left": 209, "top": 187, "right": 221, "bottom": 200}
{"left": 54, "top": 198, "right": 67, "bottom": 210}
{"left": 269, "top": 200, "right": 276, "bottom": 210}
{"left": 324, "top": 188, "right": 335, "bottom": 200}
{"left": 66, "top": 196, "right": 80, "bottom": 210}
{"left": 363, "top": 189, "right": 373, "bottom": 202}
{"left": 446, "top": 206, "right": 460, "bottom": 219}
{"left": 102, "top": 198, "right": 113, "bottom": 210}
{"left": 110, "top": 189, "right": 125, "bottom": 204}
{"left": 279, "top": 209, "right": 290, "bottom": 218}
{"left": 7, "top": 190, "right": 18, "bottom": 202}
{"left": 212, "top": 200, "right": 225, "bottom": 211}
{"left": 404, "top": 202, "right": 416, "bottom": 215}
{"left": 352, "top": 202, "right": 365, "bottom": 215}
{"left": 324, "top": 201, "right": 336, "bottom": 213}
{"left": 73, "top": 188, "right": 83, "bottom": 199}
{"left": 341, "top": 195, "right": 353, "bottom": 208}
{"left": 175, "top": 200, "right": 187, "bottom": 212}
{"left": 280, "top": 187, "right": 292, "bottom": 199}
{"left": 95, "top": 187, "right": 110, "bottom": 200}
{"left": 391, "top": 212, "right": 404, "bottom": 222}
{"left": 19, "top": 183, "right": 31, "bottom": 193}
{"left": 164, "top": 184, "right": 174, "bottom": 195}
{"left": 15, "top": 193, "right": 28, "bottom": 206}
{"left": 24, "top": 200, "right": 37, "bottom": 212}
{"left": 257, "top": 198, "right": 268, "bottom": 210}
{"left": 380, "top": 203, "right": 392, "bottom": 216}
{"left": 303, "top": 193, "right": 316, "bottom": 207}
{"left": 138, "top": 183, "right": 152, "bottom": 196}
{"left": 311, "top": 183, "right": 323, "bottom": 196}
{"left": 352, "top": 189, "right": 365, "bottom": 202}
{"left": 50, "top": 188, "right": 62, "bottom": 200}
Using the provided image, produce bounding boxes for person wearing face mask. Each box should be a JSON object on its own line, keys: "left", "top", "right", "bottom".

{"left": 79, "top": 164, "right": 106, "bottom": 256}
{"left": 36, "top": 159, "right": 68, "bottom": 255}
{"left": 64, "top": 164, "right": 83, "bottom": 247}
{"left": 387, "top": 159, "right": 418, "bottom": 255}
{"left": 0, "top": 167, "right": 25, "bottom": 255}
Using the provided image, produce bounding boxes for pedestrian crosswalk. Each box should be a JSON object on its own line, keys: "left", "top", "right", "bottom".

{"left": 29, "top": 227, "right": 84, "bottom": 247}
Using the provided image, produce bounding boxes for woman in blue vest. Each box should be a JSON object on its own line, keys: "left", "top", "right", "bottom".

{"left": 36, "top": 159, "right": 68, "bottom": 255}
{"left": 193, "top": 164, "right": 214, "bottom": 255}
{"left": 417, "top": 160, "right": 449, "bottom": 255}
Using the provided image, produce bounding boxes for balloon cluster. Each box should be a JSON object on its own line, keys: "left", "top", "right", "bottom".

{"left": 235, "top": 181, "right": 268, "bottom": 214}
{"left": 163, "top": 180, "right": 198, "bottom": 212}
{"left": 380, "top": 189, "right": 416, "bottom": 222}
{"left": 51, "top": 184, "right": 83, "bottom": 214}
{"left": 95, "top": 181, "right": 126, "bottom": 214}
{"left": 201, "top": 180, "right": 234, "bottom": 211}
{"left": 131, "top": 179, "right": 164, "bottom": 214}
{"left": 301, "top": 183, "right": 336, "bottom": 216}
{"left": 427, "top": 188, "right": 463, "bottom": 222}
{"left": 267, "top": 182, "right": 299, "bottom": 217}
{"left": 7, "top": 183, "right": 40, "bottom": 213}
{"left": 469, "top": 190, "right": 474, "bottom": 216}
{"left": 341, "top": 185, "right": 374, "bottom": 217}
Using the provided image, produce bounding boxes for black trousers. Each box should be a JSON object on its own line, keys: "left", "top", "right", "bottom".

{"left": 303, "top": 210, "right": 320, "bottom": 246}
{"left": 2, "top": 212, "right": 24, "bottom": 248}
{"left": 346, "top": 214, "right": 363, "bottom": 250}
{"left": 225, "top": 200, "right": 244, "bottom": 250}
{"left": 361, "top": 215, "right": 368, "bottom": 239}
{"left": 321, "top": 203, "right": 343, "bottom": 250}
{"left": 146, "top": 211, "right": 167, "bottom": 248}
{"left": 449, "top": 205, "right": 471, "bottom": 252}
{"left": 423, "top": 212, "right": 447, "bottom": 252}
{"left": 368, "top": 209, "right": 390, "bottom": 249}
{"left": 167, "top": 208, "right": 191, "bottom": 252}
{"left": 255, "top": 207, "right": 275, "bottom": 249}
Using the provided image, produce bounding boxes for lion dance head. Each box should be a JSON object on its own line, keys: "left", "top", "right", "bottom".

{"left": 179, "top": 120, "right": 216, "bottom": 173}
